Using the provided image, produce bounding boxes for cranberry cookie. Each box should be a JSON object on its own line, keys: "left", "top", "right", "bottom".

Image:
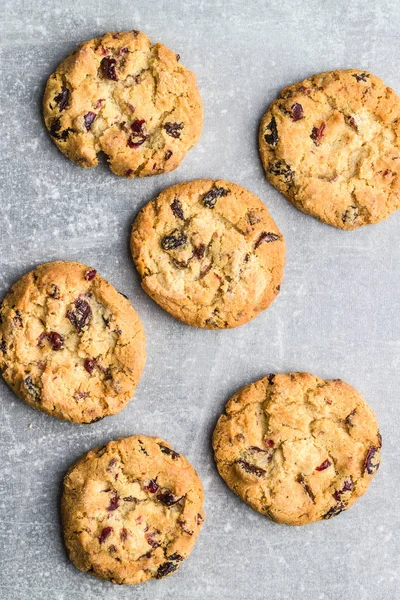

{"left": 131, "top": 179, "right": 285, "bottom": 328}
{"left": 43, "top": 30, "right": 203, "bottom": 177}
{"left": 213, "top": 372, "right": 381, "bottom": 525}
{"left": 259, "top": 70, "right": 400, "bottom": 229}
{"left": 62, "top": 436, "right": 204, "bottom": 584}
{"left": 0, "top": 261, "right": 146, "bottom": 423}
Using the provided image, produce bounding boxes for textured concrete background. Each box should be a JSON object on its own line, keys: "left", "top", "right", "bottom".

{"left": 1, "top": 0, "right": 399, "bottom": 598}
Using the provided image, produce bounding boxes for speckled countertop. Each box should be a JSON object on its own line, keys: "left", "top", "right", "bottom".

{"left": 0, "top": 1, "right": 399, "bottom": 599}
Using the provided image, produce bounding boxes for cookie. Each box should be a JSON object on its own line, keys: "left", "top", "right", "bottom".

{"left": 62, "top": 435, "right": 204, "bottom": 584}
{"left": 0, "top": 261, "right": 146, "bottom": 423}
{"left": 43, "top": 30, "right": 203, "bottom": 178}
{"left": 213, "top": 372, "right": 381, "bottom": 525}
{"left": 130, "top": 179, "right": 285, "bottom": 329}
{"left": 259, "top": 70, "right": 400, "bottom": 229}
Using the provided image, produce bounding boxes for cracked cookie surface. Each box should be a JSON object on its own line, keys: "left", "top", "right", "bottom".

{"left": 213, "top": 372, "right": 381, "bottom": 525}
{"left": 62, "top": 435, "right": 204, "bottom": 584}
{"left": 43, "top": 30, "right": 203, "bottom": 177}
{"left": 0, "top": 261, "right": 146, "bottom": 423}
{"left": 130, "top": 179, "right": 285, "bottom": 328}
{"left": 259, "top": 70, "right": 400, "bottom": 229}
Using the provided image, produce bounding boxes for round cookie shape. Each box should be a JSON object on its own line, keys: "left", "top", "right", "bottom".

{"left": 259, "top": 70, "right": 400, "bottom": 229}
{"left": 62, "top": 436, "right": 204, "bottom": 584}
{"left": 130, "top": 179, "right": 285, "bottom": 329}
{"left": 213, "top": 372, "right": 381, "bottom": 525}
{"left": 0, "top": 261, "right": 146, "bottom": 423}
{"left": 43, "top": 30, "right": 203, "bottom": 178}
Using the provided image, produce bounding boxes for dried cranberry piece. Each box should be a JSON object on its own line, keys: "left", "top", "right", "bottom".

{"left": 345, "top": 408, "right": 357, "bottom": 427}
{"left": 254, "top": 231, "right": 280, "bottom": 249}
{"left": 66, "top": 298, "right": 92, "bottom": 332}
{"left": 161, "top": 230, "right": 187, "bottom": 251}
{"left": 83, "top": 112, "right": 96, "bottom": 131}
{"left": 37, "top": 332, "right": 47, "bottom": 346}
{"left": 49, "top": 284, "right": 60, "bottom": 299}
{"left": 264, "top": 438, "right": 274, "bottom": 448}
{"left": 54, "top": 87, "right": 70, "bottom": 111}
{"left": 202, "top": 187, "right": 229, "bottom": 208}
{"left": 84, "top": 358, "right": 96, "bottom": 373}
{"left": 24, "top": 376, "right": 41, "bottom": 401}
{"left": 145, "top": 532, "right": 159, "bottom": 548}
{"left": 107, "top": 458, "right": 118, "bottom": 471}
{"left": 107, "top": 492, "right": 120, "bottom": 511}
{"left": 164, "top": 121, "right": 184, "bottom": 139}
{"left": 290, "top": 103, "right": 304, "bottom": 121}
{"left": 156, "top": 562, "right": 178, "bottom": 579}
{"left": 85, "top": 268, "right": 97, "bottom": 281}
{"left": 323, "top": 502, "right": 347, "bottom": 519}
{"left": 310, "top": 122, "right": 326, "bottom": 146}
{"left": 237, "top": 460, "right": 266, "bottom": 477}
{"left": 346, "top": 115, "right": 357, "bottom": 129}
{"left": 315, "top": 459, "right": 331, "bottom": 472}
{"left": 193, "top": 244, "right": 206, "bottom": 260}
{"left": 99, "top": 526, "right": 113, "bottom": 543}
{"left": 101, "top": 57, "right": 118, "bottom": 80}
{"left": 143, "top": 479, "right": 159, "bottom": 493}
{"left": 94, "top": 98, "right": 105, "bottom": 109}
{"left": 352, "top": 72, "right": 370, "bottom": 82}
{"left": 47, "top": 332, "right": 64, "bottom": 350}
{"left": 296, "top": 474, "right": 315, "bottom": 501}
{"left": 264, "top": 116, "right": 279, "bottom": 146}
{"left": 127, "top": 119, "right": 148, "bottom": 148}
{"left": 168, "top": 552, "right": 183, "bottom": 561}
{"left": 159, "top": 444, "right": 180, "bottom": 459}
{"left": 170, "top": 199, "right": 185, "bottom": 220}
{"left": 247, "top": 211, "right": 260, "bottom": 226}
{"left": 157, "top": 490, "right": 182, "bottom": 506}
{"left": 332, "top": 479, "right": 353, "bottom": 502}
{"left": 120, "top": 528, "right": 128, "bottom": 541}
{"left": 165, "top": 150, "right": 173, "bottom": 160}
{"left": 364, "top": 446, "right": 380, "bottom": 475}
{"left": 49, "top": 118, "right": 73, "bottom": 140}
{"left": 269, "top": 160, "right": 294, "bottom": 183}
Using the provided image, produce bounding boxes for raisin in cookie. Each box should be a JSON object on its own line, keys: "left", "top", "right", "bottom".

{"left": 213, "top": 373, "right": 381, "bottom": 525}
{"left": 259, "top": 70, "right": 400, "bottom": 229}
{"left": 43, "top": 30, "right": 203, "bottom": 177}
{"left": 130, "top": 179, "right": 285, "bottom": 329}
{"left": 0, "top": 261, "right": 146, "bottom": 423}
{"left": 62, "top": 435, "right": 204, "bottom": 584}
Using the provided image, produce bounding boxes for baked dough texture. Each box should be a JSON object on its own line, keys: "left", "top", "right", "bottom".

{"left": 131, "top": 179, "right": 285, "bottom": 328}
{"left": 43, "top": 30, "right": 203, "bottom": 177}
{"left": 0, "top": 261, "right": 146, "bottom": 423}
{"left": 259, "top": 70, "right": 400, "bottom": 229}
{"left": 213, "top": 372, "right": 381, "bottom": 525}
{"left": 62, "top": 435, "right": 204, "bottom": 584}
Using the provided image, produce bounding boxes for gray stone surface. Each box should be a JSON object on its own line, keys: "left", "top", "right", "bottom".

{"left": 0, "top": 0, "right": 399, "bottom": 598}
